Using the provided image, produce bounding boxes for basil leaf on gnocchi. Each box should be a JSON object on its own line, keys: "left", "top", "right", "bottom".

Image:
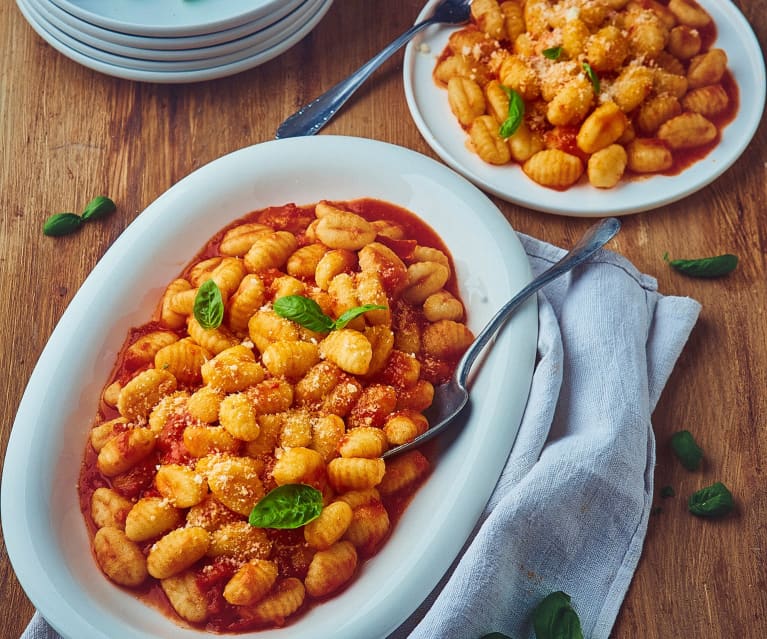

{"left": 248, "top": 484, "right": 323, "bottom": 529}
{"left": 193, "top": 279, "right": 224, "bottom": 330}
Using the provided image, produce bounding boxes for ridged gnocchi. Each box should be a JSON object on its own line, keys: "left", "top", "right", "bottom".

{"left": 93, "top": 526, "right": 148, "bottom": 587}
{"left": 304, "top": 541, "right": 358, "bottom": 598}
{"left": 79, "top": 199, "right": 475, "bottom": 632}
{"left": 223, "top": 559, "right": 279, "bottom": 606}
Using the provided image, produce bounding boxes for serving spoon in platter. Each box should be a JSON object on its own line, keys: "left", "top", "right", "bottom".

{"left": 382, "top": 216, "right": 622, "bottom": 459}
{"left": 275, "top": 0, "right": 472, "bottom": 139}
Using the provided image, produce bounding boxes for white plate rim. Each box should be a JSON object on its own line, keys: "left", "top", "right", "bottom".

{"left": 46, "top": 0, "right": 288, "bottom": 37}
{"left": 1, "top": 136, "right": 538, "bottom": 639}
{"left": 403, "top": 0, "right": 766, "bottom": 217}
{"left": 16, "top": 0, "right": 333, "bottom": 83}
{"left": 20, "top": 0, "right": 324, "bottom": 69}
{"left": 29, "top": 0, "right": 307, "bottom": 51}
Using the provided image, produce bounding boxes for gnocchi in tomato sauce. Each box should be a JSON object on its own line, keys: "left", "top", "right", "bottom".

{"left": 435, "top": 0, "right": 738, "bottom": 190}
{"left": 78, "top": 198, "right": 474, "bottom": 632}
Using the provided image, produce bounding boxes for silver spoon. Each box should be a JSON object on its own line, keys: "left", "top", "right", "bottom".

{"left": 275, "top": 0, "right": 471, "bottom": 139}
{"left": 383, "top": 216, "right": 622, "bottom": 459}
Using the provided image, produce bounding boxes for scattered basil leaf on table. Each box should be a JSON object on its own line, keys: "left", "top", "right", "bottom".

{"left": 661, "top": 485, "right": 675, "bottom": 498}
{"left": 582, "top": 62, "right": 600, "bottom": 94}
{"left": 248, "top": 484, "right": 323, "bottom": 529}
{"left": 499, "top": 85, "right": 525, "bottom": 139}
{"left": 193, "top": 279, "right": 224, "bottom": 330}
{"left": 43, "top": 195, "right": 117, "bottom": 237}
{"left": 670, "top": 430, "right": 703, "bottom": 471}
{"left": 663, "top": 252, "right": 738, "bottom": 278}
{"left": 43, "top": 212, "right": 83, "bottom": 237}
{"left": 80, "top": 195, "right": 117, "bottom": 222}
{"left": 533, "top": 591, "right": 584, "bottom": 639}
{"left": 543, "top": 46, "right": 563, "bottom": 60}
{"left": 688, "top": 481, "right": 734, "bottom": 518}
{"left": 273, "top": 294, "right": 385, "bottom": 333}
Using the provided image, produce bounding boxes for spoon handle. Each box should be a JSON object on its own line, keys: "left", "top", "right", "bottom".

{"left": 455, "top": 217, "right": 621, "bottom": 387}
{"left": 275, "top": 18, "right": 435, "bottom": 139}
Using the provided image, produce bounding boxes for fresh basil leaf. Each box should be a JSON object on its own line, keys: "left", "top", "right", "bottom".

{"left": 499, "top": 86, "right": 525, "bottom": 139}
{"left": 80, "top": 195, "right": 117, "bottom": 222}
{"left": 670, "top": 430, "right": 703, "bottom": 471}
{"left": 193, "top": 279, "right": 224, "bottom": 330}
{"left": 248, "top": 484, "right": 323, "bottom": 529}
{"left": 43, "top": 196, "right": 117, "bottom": 237}
{"left": 43, "top": 212, "right": 83, "bottom": 237}
{"left": 274, "top": 295, "right": 387, "bottom": 332}
{"left": 688, "top": 481, "right": 734, "bottom": 518}
{"left": 273, "top": 295, "right": 334, "bottom": 332}
{"left": 334, "top": 304, "right": 387, "bottom": 330}
{"left": 582, "top": 61, "right": 600, "bottom": 94}
{"left": 543, "top": 46, "right": 563, "bottom": 60}
{"left": 533, "top": 591, "right": 584, "bottom": 639}
{"left": 665, "top": 253, "right": 738, "bottom": 278}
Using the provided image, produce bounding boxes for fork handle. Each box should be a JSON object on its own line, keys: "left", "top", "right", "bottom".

{"left": 455, "top": 217, "right": 622, "bottom": 387}
{"left": 275, "top": 18, "right": 435, "bottom": 139}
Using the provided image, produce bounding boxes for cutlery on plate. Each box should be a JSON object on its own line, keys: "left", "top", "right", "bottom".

{"left": 382, "top": 216, "right": 622, "bottom": 459}
{"left": 275, "top": 0, "right": 471, "bottom": 139}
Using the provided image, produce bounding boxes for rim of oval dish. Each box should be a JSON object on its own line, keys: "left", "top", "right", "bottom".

{"left": 403, "top": 0, "right": 766, "bottom": 217}
{"left": 1, "top": 136, "right": 537, "bottom": 639}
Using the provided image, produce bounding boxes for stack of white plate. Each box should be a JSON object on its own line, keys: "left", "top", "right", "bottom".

{"left": 16, "top": 0, "right": 334, "bottom": 83}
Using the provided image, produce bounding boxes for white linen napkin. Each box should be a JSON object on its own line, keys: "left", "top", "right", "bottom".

{"left": 21, "top": 232, "right": 700, "bottom": 639}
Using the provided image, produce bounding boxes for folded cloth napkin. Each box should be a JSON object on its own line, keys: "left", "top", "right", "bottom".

{"left": 389, "top": 232, "right": 701, "bottom": 639}
{"left": 22, "top": 232, "right": 700, "bottom": 639}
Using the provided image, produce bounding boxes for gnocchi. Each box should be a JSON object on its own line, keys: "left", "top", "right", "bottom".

{"left": 434, "top": 0, "right": 736, "bottom": 189}
{"left": 79, "top": 198, "right": 475, "bottom": 631}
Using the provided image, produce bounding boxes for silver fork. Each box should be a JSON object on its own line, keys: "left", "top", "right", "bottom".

{"left": 382, "top": 216, "right": 622, "bottom": 459}
{"left": 275, "top": 0, "right": 472, "bottom": 139}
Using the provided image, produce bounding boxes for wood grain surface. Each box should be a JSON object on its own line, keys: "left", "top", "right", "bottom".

{"left": 1, "top": 1, "right": 765, "bottom": 637}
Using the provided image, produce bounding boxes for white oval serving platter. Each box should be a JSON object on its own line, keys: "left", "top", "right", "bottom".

{"left": 2, "top": 136, "right": 537, "bottom": 639}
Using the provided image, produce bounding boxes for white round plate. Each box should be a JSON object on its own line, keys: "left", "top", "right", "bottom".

{"left": 1, "top": 136, "right": 537, "bottom": 639}
{"left": 31, "top": 0, "right": 306, "bottom": 51}
{"left": 16, "top": 0, "right": 333, "bottom": 83}
{"left": 27, "top": 0, "right": 320, "bottom": 63}
{"left": 46, "top": 0, "right": 289, "bottom": 37}
{"left": 404, "top": 0, "right": 766, "bottom": 217}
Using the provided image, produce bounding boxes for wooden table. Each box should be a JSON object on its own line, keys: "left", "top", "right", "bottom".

{"left": 1, "top": 1, "right": 765, "bottom": 637}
